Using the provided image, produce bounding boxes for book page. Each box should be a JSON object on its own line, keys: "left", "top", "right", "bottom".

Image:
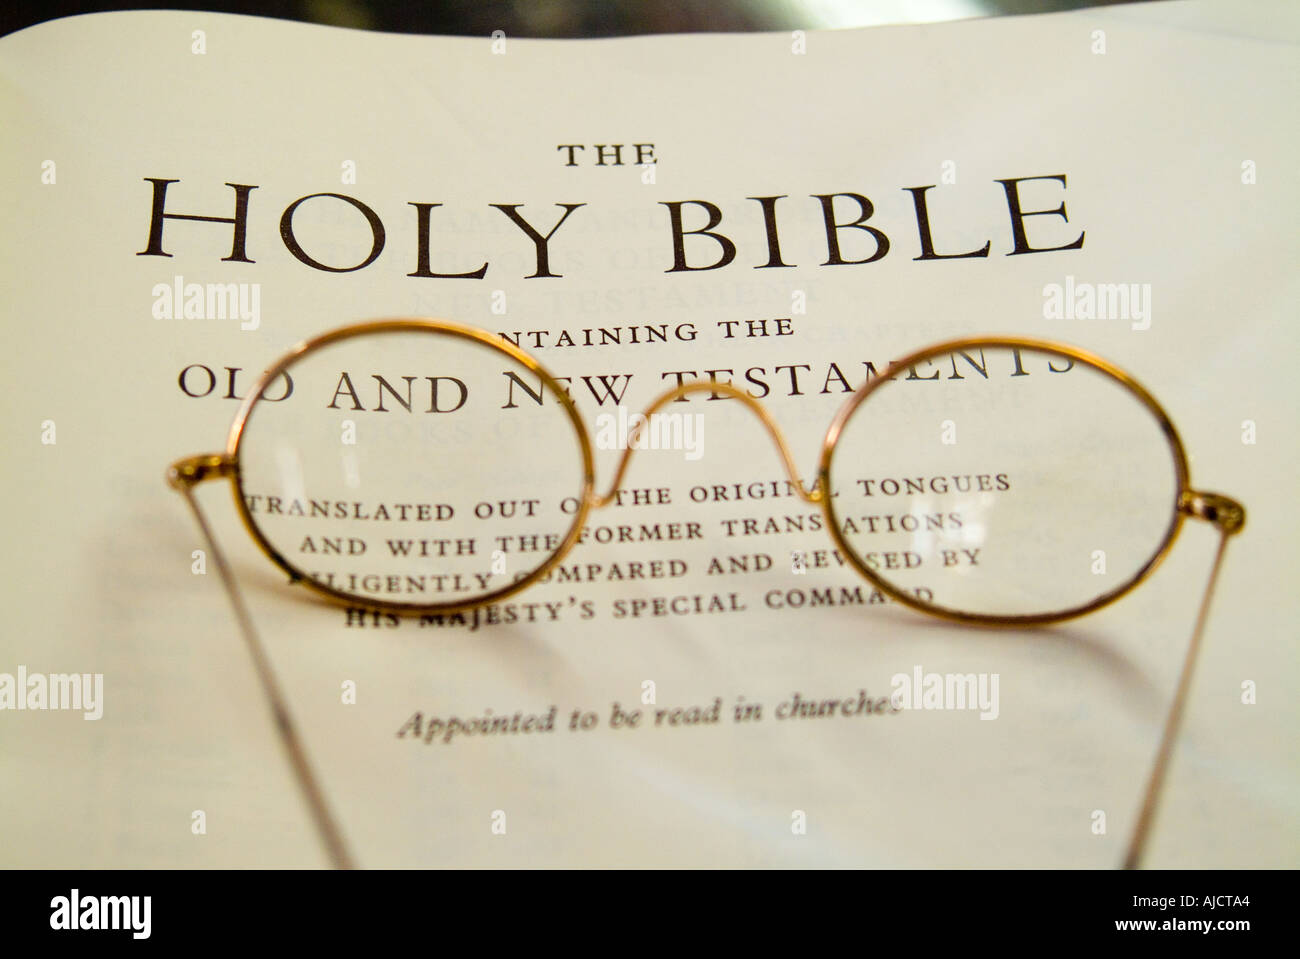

{"left": 0, "top": 0, "right": 1295, "bottom": 868}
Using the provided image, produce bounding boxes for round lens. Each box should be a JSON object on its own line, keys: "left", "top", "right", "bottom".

{"left": 823, "top": 342, "right": 1185, "bottom": 622}
{"left": 232, "top": 323, "right": 590, "bottom": 611}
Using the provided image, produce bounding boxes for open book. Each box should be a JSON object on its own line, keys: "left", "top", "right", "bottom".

{"left": 0, "top": 0, "right": 1295, "bottom": 868}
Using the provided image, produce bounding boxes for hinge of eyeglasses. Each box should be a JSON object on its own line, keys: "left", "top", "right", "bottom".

{"left": 1178, "top": 490, "right": 1246, "bottom": 536}
{"left": 166, "top": 453, "right": 235, "bottom": 490}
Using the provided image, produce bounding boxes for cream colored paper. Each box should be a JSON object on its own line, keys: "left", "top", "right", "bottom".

{"left": 0, "top": 0, "right": 1295, "bottom": 867}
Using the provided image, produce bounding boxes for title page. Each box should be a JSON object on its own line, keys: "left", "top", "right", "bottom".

{"left": 0, "top": 0, "right": 1295, "bottom": 867}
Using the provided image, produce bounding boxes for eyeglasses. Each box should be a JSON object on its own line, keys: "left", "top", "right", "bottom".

{"left": 167, "top": 317, "right": 1245, "bottom": 870}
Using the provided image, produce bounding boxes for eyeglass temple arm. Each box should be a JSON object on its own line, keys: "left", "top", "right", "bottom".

{"left": 166, "top": 454, "right": 357, "bottom": 870}
{"left": 591, "top": 382, "right": 823, "bottom": 509}
{"left": 1123, "top": 490, "right": 1245, "bottom": 870}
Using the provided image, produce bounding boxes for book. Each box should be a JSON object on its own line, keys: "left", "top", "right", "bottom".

{"left": 0, "top": 0, "right": 1295, "bottom": 868}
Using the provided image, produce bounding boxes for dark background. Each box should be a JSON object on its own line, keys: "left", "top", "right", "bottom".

{"left": 4, "top": 0, "right": 1148, "bottom": 40}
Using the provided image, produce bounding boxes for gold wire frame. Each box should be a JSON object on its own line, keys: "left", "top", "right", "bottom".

{"left": 170, "top": 319, "right": 1241, "bottom": 624}
{"left": 166, "top": 317, "right": 1247, "bottom": 871}
{"left": 225, "top": 320, "right": 596, "bottom": 615}
{"left": 820, "top": 336, "right": 1191, "bottom": 627}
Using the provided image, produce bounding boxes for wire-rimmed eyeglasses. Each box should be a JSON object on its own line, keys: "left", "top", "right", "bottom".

{"left": 168, "top": 318, "right": 1246, "bottom": 871}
